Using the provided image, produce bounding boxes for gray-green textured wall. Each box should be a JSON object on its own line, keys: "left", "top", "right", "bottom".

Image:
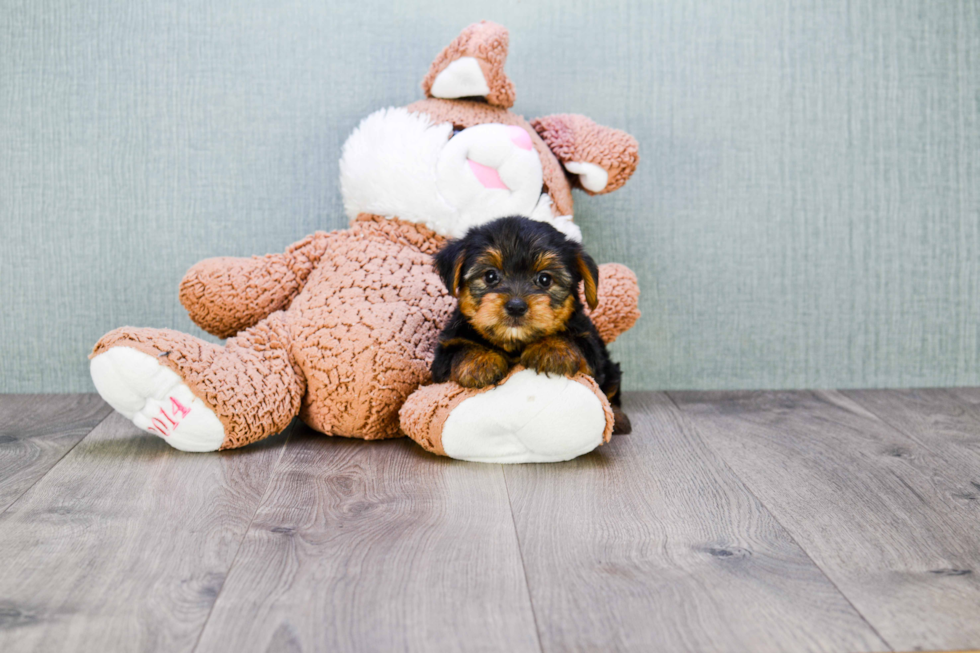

{"left": 2, "top": 1, "right": 978, "bottom": 393}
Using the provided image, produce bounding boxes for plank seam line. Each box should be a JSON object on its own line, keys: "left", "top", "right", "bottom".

{"left": 0, "top": 403, "right": 114, "bottom": 519}
{"left": 501, "top": 466, "right": 546, "bottom": 653}
{"left": 663, "top": 391, "right": 896, "bottom": 653}
{"left": 191, "top": 425, "right": 295, "bottom": 653}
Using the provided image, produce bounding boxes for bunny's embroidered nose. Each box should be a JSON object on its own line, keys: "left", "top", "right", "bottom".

{"left": 467, "top": 160, "right": 509, "bottom": 190}
{"left": 508, "top": 126, "right": 533, "bottom": 150}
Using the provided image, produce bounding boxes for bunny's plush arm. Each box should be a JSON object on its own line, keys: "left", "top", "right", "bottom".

{"left": 178, "top": 232, "right": 333, "bottom": 339}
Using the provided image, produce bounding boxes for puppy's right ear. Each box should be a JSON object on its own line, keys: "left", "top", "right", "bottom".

{"left": 434, "top": 240, "right": 466, "bottom": 297}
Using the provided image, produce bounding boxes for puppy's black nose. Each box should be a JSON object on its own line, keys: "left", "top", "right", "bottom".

{"left": 505, "top": 298, "right": 528, "bottom": 317}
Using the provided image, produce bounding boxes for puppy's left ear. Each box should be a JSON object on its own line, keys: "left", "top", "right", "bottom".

{"left": 434, "top": 240, "right": 467, "bottom": 298}
{"left": 576, "top": 250, "right": 600, "bottom": 311}
{"left": 530, "top": 114, "right": 639, "bottom": 195}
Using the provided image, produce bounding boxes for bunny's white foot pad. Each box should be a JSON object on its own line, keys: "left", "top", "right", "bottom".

{"left": 90, "top": 347, "right": 225, "bottom": 452}
{"left": 440, "top": 369, "right": 607, "bottom": 463}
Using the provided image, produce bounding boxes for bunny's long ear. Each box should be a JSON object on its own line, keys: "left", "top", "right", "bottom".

{"left": 530, "top": 114, "right": 639, "bottom": 195}
{"left": 421, "top": 21, "right": 516, "bottom": 109}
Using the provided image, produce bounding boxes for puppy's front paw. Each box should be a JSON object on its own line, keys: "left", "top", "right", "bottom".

{"left": 451, "top": 348, "right": 511, "bottom": 388}
{"left": 520, "top": 336, "right": 588, "bottom": 378}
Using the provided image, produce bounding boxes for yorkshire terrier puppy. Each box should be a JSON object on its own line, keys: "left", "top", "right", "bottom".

{"left": 431, "top": 216, "right": 630, "bottom": 433}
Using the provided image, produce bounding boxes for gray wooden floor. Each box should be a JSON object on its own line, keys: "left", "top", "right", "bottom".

{"left": 1, "top": 391, "right": 978, "bottom": 653}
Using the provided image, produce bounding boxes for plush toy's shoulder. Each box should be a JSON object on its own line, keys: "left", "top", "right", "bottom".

{"left": 346, "top": 214, "right": 448, "bottom": 256}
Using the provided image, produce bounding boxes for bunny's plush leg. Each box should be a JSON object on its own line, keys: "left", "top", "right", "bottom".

{"left": 90, "top": 312, "right": 302, "bottom": 451}
{"left": 400, "top": 367, "right": 614, "bottom": 463}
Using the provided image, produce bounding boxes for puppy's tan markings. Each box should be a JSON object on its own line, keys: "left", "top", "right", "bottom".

{"left": 520, "top": 335, "right": 590, "bottom": 377}
{"left": 458, "top": 286, "right": 479, "bottom": 318}
{"left": 471, "top": 293, "right": 527, "bottom": 350}
{"left": 476, "top": 247, "right": 504, "bottom": 270}
{"left": 576, "top": 254, "right": 599, "bottom": 310}
{"left": 533, "top": 252, "right": 559, "bottom": 273}
{"left": 439, "top": 337, "right": 476, "bottom": 349}
{"left": 450, "top": 256, "right": 465, "bottom": 297}
{"left": 555, "top": 294, "right": 575, "bottom": 323}
{"left": 452, "top": 345, "right": 510, "bottom": 388}
{"left": 526, "top": 294, "right": 574, "bottom": 338}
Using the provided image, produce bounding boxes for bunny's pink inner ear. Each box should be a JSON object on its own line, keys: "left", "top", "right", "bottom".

{"left": 421, "top": 21, "right": 516, "bottom": 109}
{"left": 531, "top": 114, "right": 640, "bottom": 195}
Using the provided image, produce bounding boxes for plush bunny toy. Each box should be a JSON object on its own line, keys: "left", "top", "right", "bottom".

{"left": 90, "top": 21, "right": 640, "bottom": 463}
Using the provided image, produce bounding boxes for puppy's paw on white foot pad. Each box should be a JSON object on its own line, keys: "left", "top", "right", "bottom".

{"left": 441, "top": 369, "right": 607, "bottom": 463}
{"left": 90, "top": 347, "right": 225, "bottom": 452}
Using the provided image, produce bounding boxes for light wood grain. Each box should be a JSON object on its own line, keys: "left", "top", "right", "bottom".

{"left": 192, "top": 430, "right": 538, "bottom": 651}
{"left": 0, "top": 412, "right": 289, "bottom": 652}
{"left": 670, "top": 389, "right": 980, "bottom": 652}
{"left": 0, "top": 394, "right": 111, "bottom": 513}
{"left": 8, "top": 390, "right": 980, "bottom": 652}
{"left": 194, "top": 426, "right": 541, "bottom": 653}
{"left": 844, "top": 387, "right": 980, "bottom": 471}
{"left": 503, "top": 393, "right": 887, "bottom": 653}
{"left": 947, "top": 386, "right": 980, "bottom": 410}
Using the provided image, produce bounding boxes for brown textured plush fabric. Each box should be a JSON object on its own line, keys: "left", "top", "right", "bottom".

{"left": 531, "top": 114, "right": 640, "bottom": 195}
{"left": 92, "top": 213, "right": 639, "bottom": 450}
{"left": 92, "top": 314, "right": 304, "bottom": 450}
{"left": 94, "top": 215, "right": 453, "bottom": 448}
{"left": 290, "top": 216, "right": 453, "bottom": 441}
{"left": 399, "top": 366, "right": 615, "bottom": 457}
{"left": 406, "top": 99, "right": 575, "bottom": 218}
{"left": 584, "top": 263, "right": 642, "bottom": 344}
{"left": 179, "top": 232, "right": 332, "bottom": 339}
{"left": 398, "top": 378, "right": 470, "bottom": 456}
{"left": 421, "top": 20, "right": 516, "bottom": 109}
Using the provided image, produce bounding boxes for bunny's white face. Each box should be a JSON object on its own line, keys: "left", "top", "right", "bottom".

{"left": 339, "top": 107, "right": 581, "bottom": 241}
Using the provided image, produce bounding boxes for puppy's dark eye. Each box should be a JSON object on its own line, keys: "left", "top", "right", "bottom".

{"left": 536, "top": 272, "right": 553, "bottom": 288}
{"left": 483, "top": 269, "right": 500, "bottom": 286}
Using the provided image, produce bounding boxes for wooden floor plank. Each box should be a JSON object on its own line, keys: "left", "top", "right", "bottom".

{"left": 194, "top": 426, "right": 541, "bottom": 653}
{"left": 0, "top": 413, "right": 289, "bottom": 652}
{"left": 843, "top": 387, "right": 980, "bottom": 467}
{"left": 947, "top": 386, "right": 980, "bottom": 411}
{"left": 503, "top": 392, "right": 887, "bottom": 653}
{"left": 0, "top": 394, "right": 112, "bottom": 513}
{"left": 670, "top": 389, "right": 980, "bottom": 652}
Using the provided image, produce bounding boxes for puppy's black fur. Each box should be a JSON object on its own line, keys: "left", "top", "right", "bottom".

{"left": 431, "top": 216, "right": 629, "bottom": 433}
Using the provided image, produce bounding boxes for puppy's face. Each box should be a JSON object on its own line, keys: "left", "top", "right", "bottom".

{"left": 459, "top": 244, "right": 575, "bottom": 350}
{"left": 435, "top": 217, "right": 599, "bottom": 351}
